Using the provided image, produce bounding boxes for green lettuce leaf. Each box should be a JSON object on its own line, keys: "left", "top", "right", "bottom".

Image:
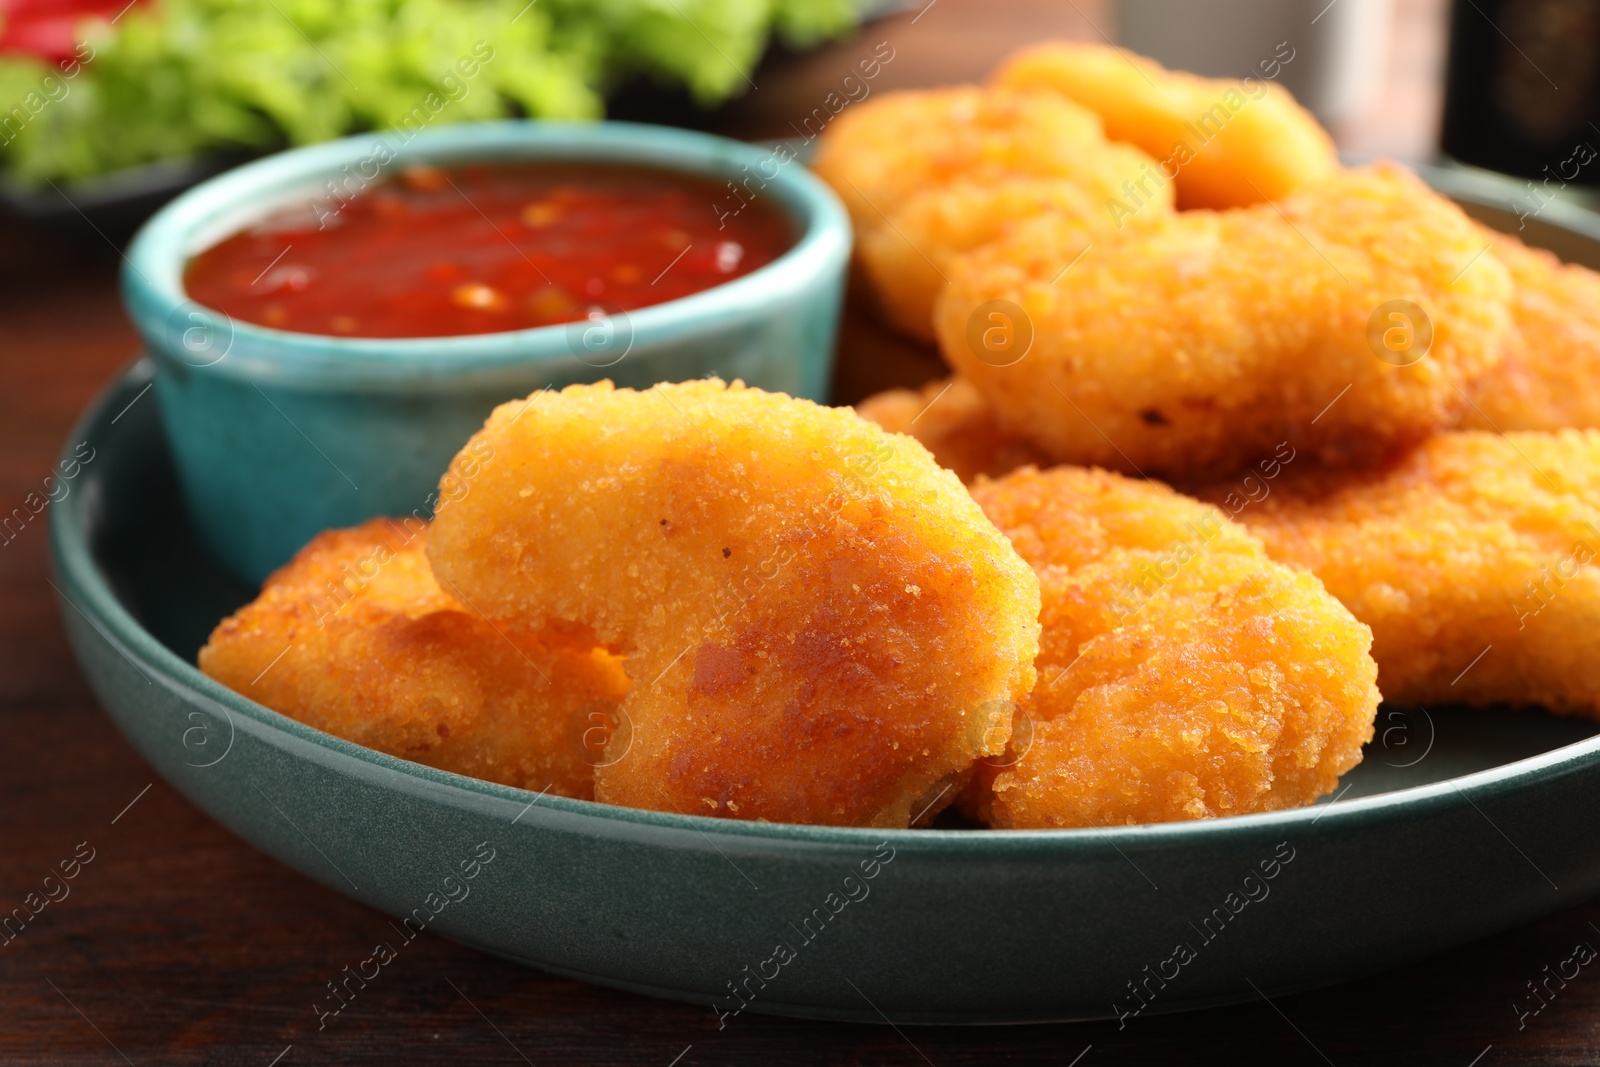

{"left": 0, "top": 0, "right": 864, "bottom": 185}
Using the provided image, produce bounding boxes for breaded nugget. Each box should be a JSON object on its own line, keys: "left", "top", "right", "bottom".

{"left": 937, "top": 165, "right": 1514, "bottom": 483}
{"left": 964, "top": 466, "right": 1379, "bottom": 828}
{"left": 993, "top": 41, "right": 1339, "bottom": 209}
{"left": 426, "top": 380, "right": 1041, "bottom": 828}
{"left": 1200, "top": 430, "right": 1600, "bottom": 715}
{"left": 1458, "top": 228, "right": 1600, "bottom": 432}
{"left": 810, "top": 85, "right": 1165, "bottom": 241}
{"left": 199, "top": 519, "right": 630, "bottom": 797}
{"left": 860, "top": 178, "right": 1113, "bottom": 342}
{"left": 856, "top": 376, "right": 1046, "bottom": 483}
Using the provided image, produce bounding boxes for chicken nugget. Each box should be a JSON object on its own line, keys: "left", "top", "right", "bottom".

{"left": 937, "top": 165, "right": 1514, "bottom": 483}
{"left": 810, "top": 85, "right": 1165, "bottom": 241}
{"left": 993, "top": 41, "right": 1339, "bottom": 209}
{"left": 860, "top": 178, "right": 1115, "bottom": 342}
{"left": 426, "top": 380, "right": 1042, "bottom": 828}
{"left": 1199, "top": 430, "right": 1600, "bottom": 715}
{"left": 856, "top": 376, "right": 1046, "bottom": 484}
{"left": 199, "top": 519, "right": 630, "bottom": 797}
{"left": 1458, "top": 228, "right": 1600, "bottom": 432}
{"left": 964, "top": 466, "right": 1379, "bottom": 828}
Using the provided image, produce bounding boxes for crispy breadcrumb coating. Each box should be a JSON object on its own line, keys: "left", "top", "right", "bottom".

{"left": 993, "top": 41, "right": 1339, "bottom": 209}
{"left": 199, "top": 520, "right": 630, "bottom": 797}
{"left": 937, "top": 165, "right": 1513, "bottom": 482}
{"left": 426, "top": 380, "right": 1041, "bottom": 828}
{"left": 1200, "top": 430, "right": 1600, "bottom": 715}
{"left": 964, "top": 466, "right": 1379, "bottom": 828}
{"left": 1459, "top": 228, "right": 1600, "bottom": 432}
{"left": 859, "top": 178, "right": 1118, "bottom": 342}
{"left": 810, "top": 85, "right": 1164, "bottom": 243}
{"left": 856, "top": 377, "right": 1047, "bottom": 483}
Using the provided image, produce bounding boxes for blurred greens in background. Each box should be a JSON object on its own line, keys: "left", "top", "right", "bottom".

{"left": 0, "top": 0, "right": 867, "bottom": 186}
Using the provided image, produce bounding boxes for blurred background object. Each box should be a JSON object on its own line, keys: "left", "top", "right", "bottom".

{"left": 714, "top": 0, "right": 1449, "bottom": 158}
{"left": 1116, "top": 0, "right": 1393, "bottom": 128}
{"left": 0, "top": 0, "right": 879, "bottom": 233}
{"left": 0, "top": 0, "right": 142, "bottom": 62}
{"left": 1440, "top": 0, "right": 1600, "bottom": 189}
{"left": 0, "top": 0, "right": 1477, "bottom": 240}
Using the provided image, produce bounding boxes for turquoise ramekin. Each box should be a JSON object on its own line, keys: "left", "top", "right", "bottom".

{"left": 121, "top": 120, "right": 851, "bottom": 585}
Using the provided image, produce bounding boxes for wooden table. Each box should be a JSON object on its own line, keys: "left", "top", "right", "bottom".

{"left": 8, "top": 0, "right": 1600, "bottom": 1062}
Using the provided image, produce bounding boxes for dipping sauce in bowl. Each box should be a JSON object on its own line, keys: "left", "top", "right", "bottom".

{"left": 183, "top": 162, "right": 796, "bottom": 338}
{"left": 126, "top": 120, "right": 849, "bottom": 583}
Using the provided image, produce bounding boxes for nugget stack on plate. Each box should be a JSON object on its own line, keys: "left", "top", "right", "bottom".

{"left": 204, "top": 381, "right": 1044, "bottom": 829}
{"left": 204, "top": 42, "right": 1599, "bottom": 832}
{"left": 965, "top": 467, "right": 1377, "bottom": 829}
{"left": 843, "top": 42, "right": 1600, "bottom": 826}
{"left": 811, "top": 84, "right": 1167, "bottom": 342}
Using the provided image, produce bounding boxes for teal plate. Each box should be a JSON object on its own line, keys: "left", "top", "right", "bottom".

{"left": 50, "top": 166, "right": 1600, "bottom": 1025}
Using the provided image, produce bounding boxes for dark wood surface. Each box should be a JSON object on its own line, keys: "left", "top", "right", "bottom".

{"left": 9, "top": 1, "right": 1600, "bottom": 1063}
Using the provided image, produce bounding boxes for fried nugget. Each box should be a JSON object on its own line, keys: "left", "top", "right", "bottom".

{"left": 199, "top": 519, "right": 630, "bottom": 797}
{"left": 856, "top": 377, "right": 1047, "bottom": 484}
{"left": 859, "top": 179, "right": 1113, "bottom": 342}
{"left": 963, "top": 466, "right": 1378, "bottom": 828}
{"left": 937, "top": 165, "right": 1514, "bottom": 483}
{"left": 809, "top": 85, "right": 1165, "bottom": 242}
{"left": 426, "top": 380, "right": 1041, "bottom": 828}
{"left": 1458, "top": 228, "right": 1600, "bottom": 432}
{"left": 993, "top": 41, "right": 1339, "bottom": 209}
{"left": 1199, "top": 430, "right": 1600, "bottom": 715}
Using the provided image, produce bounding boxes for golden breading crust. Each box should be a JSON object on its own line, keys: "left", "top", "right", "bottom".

{"left": 1459, "top": 228, "right": 1600, "bottom": 432}
{"left": 426, "top": 380, "right": 1042, "bottom": 828}
{"left": 993, "top": 41, "right": 1339, "bottom": 209}
{"left": 964, "top": 466, "right": 1379, "bottom": 828}
{"left": 859, "top": 179, "right": 1115, "bottom": 343}
{"left": 810, "top": 85, "right": 1165, "bottom": 244}
{"left": 937, "top": 165, "right": 1514, "bottom": 483}
{"left": 855, "top": 377, "right": 1049, "bottom": 484}
{"left": 1198, "top": 430, "right": 1600, "bottom": 715}
{"left": 199, "top": 519, "right": 630, "bottom": 798}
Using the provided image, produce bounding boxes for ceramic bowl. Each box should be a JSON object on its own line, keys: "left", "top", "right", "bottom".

{"left": 121, "top": 120, "right": 850, "bottom": 584}
{"left": 58, "top": 164, "right": 1600, "bottom": 1025}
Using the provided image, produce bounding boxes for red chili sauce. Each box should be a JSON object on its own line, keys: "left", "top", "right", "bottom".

{"left": 183, "top": 162, "right": 796, "bottom": 338}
